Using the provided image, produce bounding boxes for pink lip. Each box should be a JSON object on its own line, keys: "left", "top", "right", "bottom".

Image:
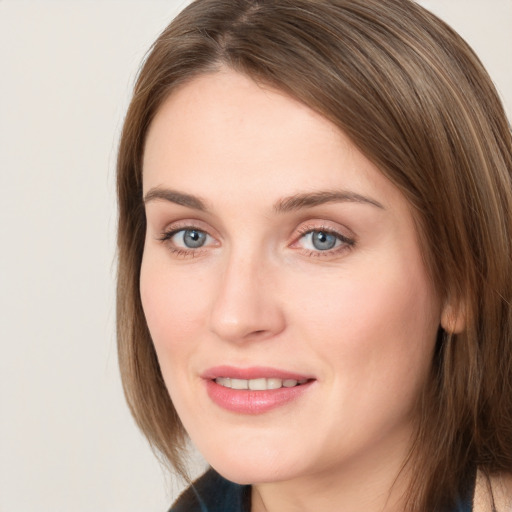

{"left": 202, "top": 365, "right": 312, "bottom": 381}
{"left": 202, "top": 366, "right": 315, "bottom": 415}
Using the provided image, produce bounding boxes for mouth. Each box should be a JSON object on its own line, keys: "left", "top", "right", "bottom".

{"left": 214, "top": 377, "right": 309, "bottom": 390}
{"left": 203, "top": 366, "right": 315, "bottom": 414}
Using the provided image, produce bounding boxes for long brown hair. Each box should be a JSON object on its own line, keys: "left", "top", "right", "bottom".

{"left": 116, "top": 0, "right": 512, "bottom": 509}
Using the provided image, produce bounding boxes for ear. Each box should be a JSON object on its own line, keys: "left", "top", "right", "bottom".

{"left": 440, "top": 298, "right": 466, "bottom": 334}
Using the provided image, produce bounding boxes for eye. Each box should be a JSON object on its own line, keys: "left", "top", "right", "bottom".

{"left": 304, "top": 231, "right": 339, "bottom": 251}
{"left": 159, "top": 227, "right": 214, "bottom": 252}
{"left": 295, "top": 228, "right": 354, "bottom": 255}
{"left": 175, "top": 229, "right": 209, "bottom": 249}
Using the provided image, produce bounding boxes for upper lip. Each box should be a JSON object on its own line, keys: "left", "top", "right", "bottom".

{"left": 202, "top": 365, "right": 314, "bottom": 381}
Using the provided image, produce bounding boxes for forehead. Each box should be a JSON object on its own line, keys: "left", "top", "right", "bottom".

{"left": 142, "top": 69, "right": 403, "bottom": 214}
{"left": 143, "top": 70, "right": 343, "bottom": 178}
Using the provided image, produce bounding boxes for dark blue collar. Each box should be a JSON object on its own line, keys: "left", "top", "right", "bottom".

{"left": 170, "top": 469, "right": 250, "bottom": 512}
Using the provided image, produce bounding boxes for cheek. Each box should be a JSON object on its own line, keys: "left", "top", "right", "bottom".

{"left": 289, "top": 251, "right": 440, "bottom": 391}
{"left": 139, "top": 253, "right": 210, "bottom": 354}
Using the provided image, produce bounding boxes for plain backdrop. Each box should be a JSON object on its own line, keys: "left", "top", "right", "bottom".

{"left": 0, "top": 1, "right": 510, "bottom": 511}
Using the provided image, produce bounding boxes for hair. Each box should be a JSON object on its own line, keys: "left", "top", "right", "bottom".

{"left": 116, "top": 0, "right": 512, "bottom": 509}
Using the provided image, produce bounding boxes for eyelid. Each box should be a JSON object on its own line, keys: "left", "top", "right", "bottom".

{"left": 156, "top": 218, "right": 217, "bottom": 239}
{"left": 294, "top": 220, "right": 355, "bottom": 240}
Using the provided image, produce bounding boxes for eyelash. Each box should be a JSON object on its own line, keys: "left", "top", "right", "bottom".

{"left": 157, "top": 223, "right": 355, "bottom": 259}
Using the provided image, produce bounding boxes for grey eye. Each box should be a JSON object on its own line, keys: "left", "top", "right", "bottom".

{"left": 182, "top": 229, "right": 207, "bottom": 248}
{"left": 311, "top": 231, "right": 338, "bottom": 250}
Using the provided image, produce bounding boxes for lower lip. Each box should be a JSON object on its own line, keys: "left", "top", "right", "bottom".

{"left": 205, "top": 379, "right": 314, "bottom": 414}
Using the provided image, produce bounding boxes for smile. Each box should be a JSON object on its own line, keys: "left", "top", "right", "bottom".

{"left": 215, "top": 377, "right": 308, "bottom": 390}
{"left": 203, "top": 367, "right": 315, "bottom": 414}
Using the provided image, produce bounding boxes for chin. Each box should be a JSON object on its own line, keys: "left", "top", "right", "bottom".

{"left": 210, "top": 462, "right": 293, "bottom": 486}
{"left": 200, "top": 441, "right": 307, "bottom": 485}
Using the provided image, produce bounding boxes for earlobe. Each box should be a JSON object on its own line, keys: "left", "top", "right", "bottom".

{"left": 440, "top": 300, "right": 466, "bottom": 334}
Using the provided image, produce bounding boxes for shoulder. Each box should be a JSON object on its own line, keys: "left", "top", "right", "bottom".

{"left": 473, "top": 470, "right": 512, "bottom": 512}
{"left": 169, "top": 468, "right": 250, "bottom": 512}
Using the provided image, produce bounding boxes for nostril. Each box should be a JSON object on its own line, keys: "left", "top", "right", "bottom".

{"left": 248, "top": 329, "right": 274, "bottom": 339}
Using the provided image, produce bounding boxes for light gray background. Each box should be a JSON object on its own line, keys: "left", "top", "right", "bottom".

{"left": 1, "top": 1, "right": 510, "bottom": 511}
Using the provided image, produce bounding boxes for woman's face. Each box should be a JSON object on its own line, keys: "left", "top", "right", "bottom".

{"left": 140, "top": 70, "right": 443, "bottom": 487}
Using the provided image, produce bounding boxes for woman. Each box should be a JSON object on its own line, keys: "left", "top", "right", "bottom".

{"left": 116, "top": 0, "right": 512, "bottom": 510}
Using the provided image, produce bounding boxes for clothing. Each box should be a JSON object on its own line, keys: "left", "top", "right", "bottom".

{"left": 170, "top": 469, "right": 250, "bottom": 512}
{"left": 169, "top": 468, "right": 474, "bottom": 512}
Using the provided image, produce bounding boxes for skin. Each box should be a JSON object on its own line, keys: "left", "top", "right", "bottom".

{"left": 140, "top": 69, "right": 448, "bottom": 512}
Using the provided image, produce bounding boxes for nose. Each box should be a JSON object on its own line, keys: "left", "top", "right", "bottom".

{"left": 208, "top": 250, "right": 286, "bottom": 343}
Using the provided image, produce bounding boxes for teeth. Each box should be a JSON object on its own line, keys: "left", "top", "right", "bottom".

{"left": 231, "top": 378, "right": 248, "bottom": 390}
{"left": 267, "top": 378, "right": 282, "bottom": 390}
{"left": 215, "top": 377, "right": 231, "bottom": 388}
{"left": 248, "top": 378, "right": 266, "bottom": 390}
{"left": 214, "top": 377, "right": 307, "bottom": 390}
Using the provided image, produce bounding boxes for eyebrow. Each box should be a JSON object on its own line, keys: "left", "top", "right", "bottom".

{"left": 143, "top": 187, "right": 384, "bottom": 212}
{"left": 274, "top": 190, "right": 384, "bottom": 212}
{"left": 144, "top": 187, "right": 208, "bottom": 211}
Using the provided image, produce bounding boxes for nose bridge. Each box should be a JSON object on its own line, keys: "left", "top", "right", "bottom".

{"left": 209, "top": 242, "right": 284, "bottom": 342}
